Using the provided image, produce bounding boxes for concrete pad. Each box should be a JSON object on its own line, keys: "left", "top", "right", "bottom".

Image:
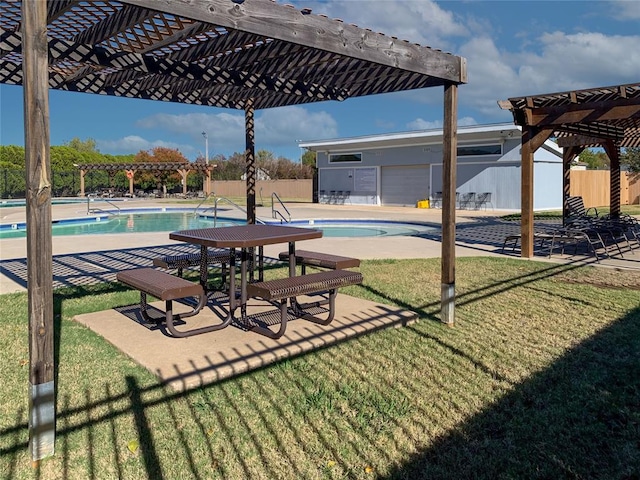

{"left": 74, "top": 294, "right": 418, "bottom": 391}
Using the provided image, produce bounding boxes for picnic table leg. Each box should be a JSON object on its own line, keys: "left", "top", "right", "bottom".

{"left": 258, "top": 246, "right": 264, "bottom": 282}
{"left": 199, "top": 245, "right": 208, "bottom": 289}
{"left": 240, "top": 248, "right": 248, "bottom": 318}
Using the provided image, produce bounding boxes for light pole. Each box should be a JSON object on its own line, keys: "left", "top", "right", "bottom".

{"left": 202, "top": 131, "right": 208, "bottom": 164}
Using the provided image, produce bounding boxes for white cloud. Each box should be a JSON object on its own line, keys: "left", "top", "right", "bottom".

{"left": 135, "top": 106, "right": 338, "bottom": 153}
{"left": 289, "top": 0, "right": 467, "bottom": 48}
{"left": 609, "top": 0, "right": 640, "bottom": 20}
{"left": 97, "top": 135, "right": 193, "bottom": 154}
{"left": 455, "top": 31, "right": 640, "bottom": 117}
{"left": 407, "top": 116, "right": 477, "bottom": 130}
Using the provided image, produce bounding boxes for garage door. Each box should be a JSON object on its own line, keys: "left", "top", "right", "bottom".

{"left": 380, "top": 165, "right": 430, "bottom": 206}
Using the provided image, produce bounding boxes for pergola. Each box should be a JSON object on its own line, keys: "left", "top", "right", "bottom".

{"left": 499, "top": 83, "right": 640, "bottom": 257}
{"left": 75, "top": 161, "right": 216, "bottom": 196}
{"left": 2, "top": 0, "right": 466, "bottom": 460}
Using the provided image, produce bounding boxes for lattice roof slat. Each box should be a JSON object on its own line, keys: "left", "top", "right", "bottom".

{"left": 0, "top": 0, "right": 466, "bottom": 110}
{"left": 500, "top": 83, "right": 640, "bottom": 148}
{"left": 76, "top": 162, "right": 214, "bottom": 172}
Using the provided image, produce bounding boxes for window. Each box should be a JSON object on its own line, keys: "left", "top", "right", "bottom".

{"left": 457, "top": 144, "right": 502, "bottom": 156}
{"left": 329, "top": 152, "right": 362, "bottom": 163}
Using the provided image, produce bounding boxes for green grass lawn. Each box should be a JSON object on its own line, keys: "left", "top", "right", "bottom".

{"left": 1, "top": 258, "right": 639, "bottom": 479}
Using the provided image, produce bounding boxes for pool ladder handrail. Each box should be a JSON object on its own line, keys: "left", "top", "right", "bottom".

{"left": 271, "top": 192, "right": 291, "bottom": 223}
{"left": 192, "top": 192, "right": 216, "bottom": 215}
{"left": 199, "top": 195, "right": 267, "bottom": 226}
{"left": 87, "top": 197, "right": 121, "bottom": 216}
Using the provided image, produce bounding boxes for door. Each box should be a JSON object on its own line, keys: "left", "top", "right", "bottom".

{"left": 380, "top": 165, "right": 429, "bottom": 206}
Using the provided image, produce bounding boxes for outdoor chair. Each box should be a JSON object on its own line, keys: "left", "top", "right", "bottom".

{"left": 565, "top": 195, "right": 599, "bottom": 223}
{"left": 431, "top": 191, "right": 442, "bottom": 208}
{"left": 336, "top": 190, "right": 344, "bottom": 204}
{"left": 343, "top": 190, "right": 352, "bottom": 204}
{"left": 318, "top": 190, "right": 327, "bottom": 203}
{"left": 566, "top": 216, "right": 628, "bottom": 257}
{"left": 329, "top": 190, "right": 337, "bottom": 204}
{"left": 459, "top": 192, "right": 476, "bottom": 209}
{"left": 474, "top": 192, "right": 493, "bottom": 210}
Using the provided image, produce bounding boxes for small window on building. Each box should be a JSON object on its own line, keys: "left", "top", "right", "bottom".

{"left": 329, "top": 152, "right": 362, "bottom": 163}
{"left": 457, "top": 144, "right": 502, "bottom": 156}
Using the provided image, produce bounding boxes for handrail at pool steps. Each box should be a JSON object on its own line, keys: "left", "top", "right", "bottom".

{"left": 201, "top": 195, "right": 267, "bottom": 226}
{"left": 192, "top": 192, "right": 216, "bottom": 215}
{"left": 86, "top": 197, "right": 121, "bottom": 216}
{"left": 271, "top": 192, "right": 291, "bottom": 223}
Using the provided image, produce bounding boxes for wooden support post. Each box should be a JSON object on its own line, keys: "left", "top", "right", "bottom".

{"left": 441, "top": 83, "right": 457, "bottom": 325}
{"left": 520, "top": 127, "right": 552, "bottom": 257}
{"left": 245, "top": 100, "right": 256, "bottom": 225}
{"left": 178, "top": 169, "right": 188, "bottom": 196}
{"left": 603, "top": 140, "right": 621, "bottom": 218}
{"left": 79, "top": 169, "right": 86, "bottom": 197}
{"left": 126, "top": 169, "right": 135, "bottom": 196}
{"left": 23, "top": 0, "right": 55, "bottom": 461}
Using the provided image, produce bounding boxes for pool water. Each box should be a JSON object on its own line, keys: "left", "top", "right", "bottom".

{"left": 0, "top": 211, "right": 435, "bottom": 239}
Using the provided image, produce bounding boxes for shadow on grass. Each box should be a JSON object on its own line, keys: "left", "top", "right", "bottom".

{"left": 3, "top": 306, "right": 637, "bottom": 479}
{"left": 381, "top": 306, "right": 640, "bottom": 480}
{"left": 2, "top": 260, "right": 638, "bottom": 478}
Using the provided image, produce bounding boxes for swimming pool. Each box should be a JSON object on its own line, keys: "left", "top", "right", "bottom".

{"left": 0, "top": 209, "right": 436, "bottom": 239}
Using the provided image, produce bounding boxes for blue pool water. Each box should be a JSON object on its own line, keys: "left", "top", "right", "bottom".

{"left": 0, "top": 209, "right": 435, "bottom": 239}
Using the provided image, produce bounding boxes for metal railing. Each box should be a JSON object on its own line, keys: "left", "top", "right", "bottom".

{"left": 197, "top": 195, "right": 267, "bottom": 226}
{"left": 271, "top": 192, "right": 291, "bottom": 223}
{"left": 87, "top": 197, "right": 121, "bottom": 215}
{"left": 192, "top": 192, "right": 216, "bottom": 215}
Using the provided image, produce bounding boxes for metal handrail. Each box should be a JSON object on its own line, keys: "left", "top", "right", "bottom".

{"left": 192, "top": 192, "right": 216, "bottom": 215}
{"left": 87, "top": 197, "right": 121, "bottom": 215}
{"left": 199, "top": 195, "right": 267, "bottom": 226}
{"left": 271, "top": 192, "right": 291, "bottom": 223}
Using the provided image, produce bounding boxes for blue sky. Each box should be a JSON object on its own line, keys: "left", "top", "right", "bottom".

{"left": 1, "top": 0, "right": 639, "bottom": 161}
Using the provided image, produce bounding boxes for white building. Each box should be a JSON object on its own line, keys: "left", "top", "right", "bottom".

{"left": 300, "top": 123, "right": 563, "bottom": 210}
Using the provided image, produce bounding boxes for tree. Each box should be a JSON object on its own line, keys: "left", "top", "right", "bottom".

{"left": 622, "top": 147, "right": 640, "bottom": 173}
{"left": 64, "top": 137, "right": 99, "bottom": 153}
{"left": 578, "top": 148, "right": 609, "bottom": 169}
{"left": 134, "top": 147, "right": 188, "bottom": 193}
{"left": 301, "top": 149, "right": 316, "bottom": 167}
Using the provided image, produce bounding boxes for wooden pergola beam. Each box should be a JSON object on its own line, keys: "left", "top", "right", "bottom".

{"left": 123, "top": 0, "right": 467, "bottom": 83}
{"left": 525, "top": 98, "right": 640, "bottom": 128}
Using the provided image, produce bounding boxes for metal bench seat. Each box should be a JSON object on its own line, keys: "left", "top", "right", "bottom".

{"left": 278, "top": 250, "right": 360, "bottom": 272}
{"left": 116, "top": 268, "right": 231, "bottom": 337}
{"left": 245, "top": 269, "right": 363, "bottom": 339}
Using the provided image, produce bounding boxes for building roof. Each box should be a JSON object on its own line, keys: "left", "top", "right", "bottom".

{"left": 0, "top": 0, "right": 467, "bottom": 110}
{"left": 300, "top": 123, "right": 527, "bottom": 151}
